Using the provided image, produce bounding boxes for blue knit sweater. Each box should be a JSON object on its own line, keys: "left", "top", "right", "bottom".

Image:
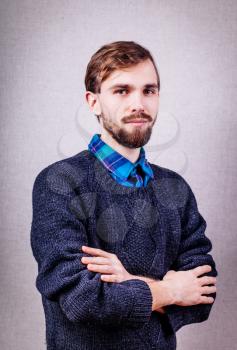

{"left": 30, "top": 150, "right": 217, "bottom": 350}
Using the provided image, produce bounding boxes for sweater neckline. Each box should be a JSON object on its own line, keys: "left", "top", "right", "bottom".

{"left": 84, "top": 150, "right": 158, "bottom": 195}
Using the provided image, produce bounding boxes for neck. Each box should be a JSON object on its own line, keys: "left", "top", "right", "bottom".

{"left": 100, "top": 130, "right": 141, "bottom": 164}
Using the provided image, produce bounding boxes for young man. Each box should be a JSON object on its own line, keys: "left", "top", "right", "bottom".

{"left": 31, "top": 41, "right": 218, "bottom": 350}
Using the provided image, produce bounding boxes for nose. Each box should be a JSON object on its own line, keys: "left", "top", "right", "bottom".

{"left": 130, "top": 91, "right": 145, "bottom": 113}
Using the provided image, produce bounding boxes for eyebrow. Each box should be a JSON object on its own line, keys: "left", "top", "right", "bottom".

{"left": 108, "top": 83, "right": 159, "bottom": 90}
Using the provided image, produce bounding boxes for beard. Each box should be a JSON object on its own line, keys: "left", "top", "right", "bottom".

{"left": 100, "top": 111, "right": 156, "bottom": 148}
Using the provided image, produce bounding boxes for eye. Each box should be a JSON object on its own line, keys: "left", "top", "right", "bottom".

{"left": 144, "top": 89, "right": 156, "bottom": 95}
{"left": 114, "top": 89, "right": 128, "bottom": 95}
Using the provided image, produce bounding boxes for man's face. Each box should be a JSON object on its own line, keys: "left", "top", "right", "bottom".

{"left": 94, "top": 59, "right": 159, "bottom": 148}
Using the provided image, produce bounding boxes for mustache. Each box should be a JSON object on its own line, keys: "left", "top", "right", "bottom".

{"left": 123, "top": 112, "right": 152, "bottom": 123}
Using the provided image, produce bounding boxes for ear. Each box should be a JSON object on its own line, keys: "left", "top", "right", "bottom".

{"left": 85, "top": 91, "right": 102, "bottom": 116}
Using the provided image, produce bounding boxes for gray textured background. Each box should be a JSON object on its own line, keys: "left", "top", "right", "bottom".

{"left": 1, "top": 1, "right": 236, "bottom": 349}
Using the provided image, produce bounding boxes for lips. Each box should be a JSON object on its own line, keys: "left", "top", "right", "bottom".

{"left": 127, "top": 119, "right": 148, "bottom": 123}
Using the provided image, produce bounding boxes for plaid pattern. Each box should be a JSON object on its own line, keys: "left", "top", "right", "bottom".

{"left": 88, "top": 133, "right": 154, "bottom": 187}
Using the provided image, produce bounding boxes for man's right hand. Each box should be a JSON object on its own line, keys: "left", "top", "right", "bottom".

{"left": 147, "top": 265, "right": 217, "bottom": 311}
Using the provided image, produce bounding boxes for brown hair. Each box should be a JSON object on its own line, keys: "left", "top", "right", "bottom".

{"left": 84, "top": 41, "right": 160, "bottom": 122}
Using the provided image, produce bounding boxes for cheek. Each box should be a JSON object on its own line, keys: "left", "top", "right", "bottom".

{"left": 148, "top": 99, "right": 159, "bottom": 115}
{"left": 101, "top": 97, "right": 120, "bottom": 116}
{"left": 106, "top": 101, "right": 125, "bottom": 123}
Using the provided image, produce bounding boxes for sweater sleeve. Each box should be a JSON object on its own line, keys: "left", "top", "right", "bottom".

{"left": 30, "top": 166, "right": 152, "bottom": 328}
{"left": 163, "top": 178, "right": 218, "bottom": 332}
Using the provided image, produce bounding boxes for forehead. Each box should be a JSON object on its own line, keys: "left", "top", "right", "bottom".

{"left": 101, "top": 59, "right": 158, "bottom": 90}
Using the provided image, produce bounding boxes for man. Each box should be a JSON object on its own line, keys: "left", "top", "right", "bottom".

{"left": 31, "top": 41, "right": 217, "bottom": 350}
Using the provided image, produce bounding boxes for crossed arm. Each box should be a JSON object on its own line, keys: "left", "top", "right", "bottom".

{"left": 80, "top": 245, "right": 217, "bottom": 315}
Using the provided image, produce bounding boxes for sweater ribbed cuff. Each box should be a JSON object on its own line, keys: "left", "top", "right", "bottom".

{"left": 120, "top": 279, "right": 153, "bottom": 328}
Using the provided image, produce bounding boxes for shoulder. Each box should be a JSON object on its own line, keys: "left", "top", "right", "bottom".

{"left": 32, "top": 150, "right": 92, "bottom": 194}
{"left": 149, "top": 162, "right": 192, "bottom": 190}
{"left": 149, "top": 162, "right": 196, "bottom": 210}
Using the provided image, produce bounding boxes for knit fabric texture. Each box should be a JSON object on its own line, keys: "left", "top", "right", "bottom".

{"left": 88, "top": 133, "right": 154, "bottom": 187}
{"left": 30, "top": 149, "right": 218, "bottom": 350}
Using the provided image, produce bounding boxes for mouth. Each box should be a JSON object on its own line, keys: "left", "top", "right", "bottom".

{"left": 126, "top": 119, "right": 149, "bottom": 125}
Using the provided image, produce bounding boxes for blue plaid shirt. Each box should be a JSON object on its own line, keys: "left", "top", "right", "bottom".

{"left": 88, "top": 133, "right": 154, "bottom": 187}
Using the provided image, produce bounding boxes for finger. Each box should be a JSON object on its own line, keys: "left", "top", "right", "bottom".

{"left": 101, "top": 274, "right": 119, "bottom": 283}
{"left": 87, "top": 264, "right": 113, "bottom": 273}
{"left": 199, "top": 296, "right": 215, "bottom": 304}
{"left": 201, "top": 286, "right": 217, "bottom": 294}
{"left": 192, "top": 265, "right": 212, "bottom": 277}
{"left": 198, "top": 276, "right": 217, "bottom": 286}
{"left": 81, "top": 245, "right": 112, "bottom": 258}
{"left": 81, "top": 256, "right": 109, "bottom": 265}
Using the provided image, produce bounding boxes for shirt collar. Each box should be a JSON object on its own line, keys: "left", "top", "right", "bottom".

{"left": 88, "top": 133, "right": 154, "bottom": 182}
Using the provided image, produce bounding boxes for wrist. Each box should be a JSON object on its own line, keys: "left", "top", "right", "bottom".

{"left": 161, "top": 280, "right": 176, "bottom": 305}
{"left": 149, "top": 280, "right": 175, "bottom": 310}
{"left": 127, "top": 274, "right": 156, "bottom": 283}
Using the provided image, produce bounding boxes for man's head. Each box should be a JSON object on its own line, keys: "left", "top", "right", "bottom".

{"left": 85, "top": 41, "right": 160, "bottom": 148}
